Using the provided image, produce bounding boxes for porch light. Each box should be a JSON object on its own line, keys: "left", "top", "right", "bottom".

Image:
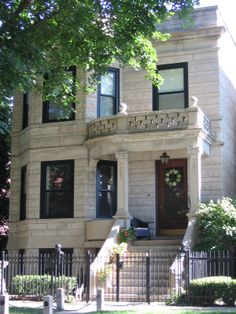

{"left": 160, "top": 152, "right": 170, "bottom": 165}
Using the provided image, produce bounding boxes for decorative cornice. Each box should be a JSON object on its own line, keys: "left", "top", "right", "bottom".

{"left": 156, "top": 26, "right": 225, "bottom": 43}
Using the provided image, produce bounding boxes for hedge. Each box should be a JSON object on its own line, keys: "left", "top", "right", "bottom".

{"left": 11, "top": 275, "right": 77, "bottom": 297}
{"left": 188, "top": 276, "right": 236, "bottom": 306}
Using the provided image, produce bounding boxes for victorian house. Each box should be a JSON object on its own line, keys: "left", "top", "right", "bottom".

{"left": 9, "top": 4, "right": 236, "bottom": 261}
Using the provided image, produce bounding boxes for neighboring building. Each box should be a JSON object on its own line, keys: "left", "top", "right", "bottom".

{"left": 9, "top": 5, "right": 236, "bottom": 255}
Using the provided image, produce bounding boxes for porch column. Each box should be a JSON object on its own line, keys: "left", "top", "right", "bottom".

{"left": 187, "top": 146, "right": 202, "bottom": 214}
{"left": 114, "top": 151, "right": 130, "bottom": 219}
{"left": 183, "top": 146, "right": 202, "bottom": 249}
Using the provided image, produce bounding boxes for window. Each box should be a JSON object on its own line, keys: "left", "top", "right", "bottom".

{"left": 40, "top": 160, "right": 74, "bottom": 218}
{"left": 153, "top": 63, "right": 188, "bottom": 111}
{"left": 97, "top": 68, "right": 119, "bottom": 117}
{"left": 39, "top": 248, "right": 73, "bottom": 276}
{"left": 18, "top": 249, "right": 25, "bottom": 274}
{"left": 43, "top": 67, "right": 76, "bottom": 123}
{"left": 22, "top": 93, "right": 29, "bottom": 129}
{"left": 96, "top": 160, "right": 117, "bottom": 218}
{"left": 20, "top": 166, "right": 27, "bottom": 221}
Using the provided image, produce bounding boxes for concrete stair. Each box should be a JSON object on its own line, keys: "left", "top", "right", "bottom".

{"left": 128, "top": 236, "right": 182, "bottom": 252}
{"left": 104, "top": 237, "right": 182, "bottom": 302}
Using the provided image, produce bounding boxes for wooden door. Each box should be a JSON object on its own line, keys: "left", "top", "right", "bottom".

{"left": 156, "top": 159, "right": 188, "bottom": 235}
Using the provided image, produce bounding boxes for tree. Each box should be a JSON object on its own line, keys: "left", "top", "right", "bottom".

{"left": 0, "top": 0, "right": 199, "bottom": 104}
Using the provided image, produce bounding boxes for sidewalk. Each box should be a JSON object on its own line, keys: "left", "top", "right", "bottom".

{"left": 8, "top": 300, "right": 236, "bottom": 313}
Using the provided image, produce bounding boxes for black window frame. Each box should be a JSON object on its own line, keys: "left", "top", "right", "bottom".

{"left": 20, "top": 165, "right": 27, "bottom": 221}
{"left": 97, "top": 68, "right": 120, "bottom": 118}
{"left": 96, "top": 160, "right": 117, "bottom": 218}
{"left": 42, "top": 66, "right": 76, "bottom": 123}
{"left": 153, "top": 62, "right": 188, "bottom": 111}
{"left": 22, "top": 93, "right": 29, "bottom": 129}
{"left": 40, "top": 160, "right": 74, "bottom": 219}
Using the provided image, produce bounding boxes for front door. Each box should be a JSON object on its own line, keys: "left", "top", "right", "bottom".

{"left": 156, "top": 159, "right": 188, "bottom": 236}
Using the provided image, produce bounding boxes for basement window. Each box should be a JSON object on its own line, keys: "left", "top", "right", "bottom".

{"left": 39, "top": 248, "right": 73, "bottom": 276}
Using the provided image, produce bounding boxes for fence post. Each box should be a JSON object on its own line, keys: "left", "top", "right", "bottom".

{"left": 85, "top": 251, "right": 90, "bottom": 303}
{"left": 184, "top": 247, "right": 190, "bottom": 305}
{"left": 56, "top": 288, "right": 65, "bottom": 310}
{"left": 43, "top": 295, "right": 53, "bottom": 314}
{"left": 0, "top": 252, "right": 4, "bottom": 295}
{"left": 146, "top": 251, "right": 150, "bottom": 304}
{"left": 116, "top": 254, "right": 120, "bottom": 302}
{"left": 0, "top": 294, "right": 9, "bottom": 314}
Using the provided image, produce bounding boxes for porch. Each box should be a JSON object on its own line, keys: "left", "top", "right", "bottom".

{"left": 86, "top": 104, "right": 213, "bottom": 250}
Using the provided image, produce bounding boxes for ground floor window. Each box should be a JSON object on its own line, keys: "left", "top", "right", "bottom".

{"left": 40, "top": 160, "right": 74, "bottom": 218}
{"left": 96, "top": 160, "right": 117, "bottom": 218}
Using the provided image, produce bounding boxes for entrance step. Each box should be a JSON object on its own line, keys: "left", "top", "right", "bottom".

{"left": 103, "top": 250, "right": 178, "bottom": 302}
{"left": 128, "top": 236, "right": 182, "bottom": 253}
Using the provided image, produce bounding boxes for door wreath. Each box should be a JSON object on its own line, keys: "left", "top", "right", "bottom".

{"left": 165, "top": 169, "right": 182, "bottom": 187}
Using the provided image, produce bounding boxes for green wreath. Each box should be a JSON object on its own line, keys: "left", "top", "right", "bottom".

{"left": 165, "top": 169, "right": 182, "bottom": 187}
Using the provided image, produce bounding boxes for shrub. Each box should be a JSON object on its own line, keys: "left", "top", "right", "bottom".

{"left": 97, "top": 264, "right": 113, "bottom": 286}
{"left": 117, "top": 227, "right": 135, "bottom": 244}
{"left": 195, "top": 197, "right": 236, "bottom": 251}
{"left": 11, "top": 275, "right": 77, "bottom": 297}
{"left": 188, "top": 276, "right": 236, "bottom": 306}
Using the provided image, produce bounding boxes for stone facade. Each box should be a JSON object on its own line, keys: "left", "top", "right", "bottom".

{"left": 9, "top": 5, "right": 236, "bottom": 252}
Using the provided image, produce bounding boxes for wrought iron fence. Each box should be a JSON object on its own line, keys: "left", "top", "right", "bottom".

{"left": 1, "top": 251, "right": 92, "bottom": 300}
{"left": 186, "top": 250, "right": 236, "bottom": 306}
{"left": 0, "top": 249, "right": 235, "bottom": 305}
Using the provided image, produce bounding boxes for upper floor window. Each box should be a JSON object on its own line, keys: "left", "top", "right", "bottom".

{"left": 40, "top": 160, "right": 74, "bottom": 218}
{"left": 97, "top": 68, "right": 119, "bottom": 118}
{"left": 43, "top": 67, "right": 76, "bottom": 123}
{"left": 20, "top": 166, "right": 27, "bottom": 221}
{"left": 96, "top": 160, "right": 117, "bottom": 218}
{"left": 153, "top": 63, "right": 188, "bottom": 111}
{"left": 22, "top": 93, "right": 29, "bottom": 129}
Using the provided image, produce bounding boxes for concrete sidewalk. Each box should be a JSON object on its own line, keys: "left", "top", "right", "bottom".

{"left": 8, "top": 300, "right": 236, "bottom": 313}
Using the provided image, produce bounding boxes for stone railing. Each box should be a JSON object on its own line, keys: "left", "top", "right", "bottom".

{"left": 90, "top": 219, "right": 125, "bottom": 294}
{"left": 88, "top": 107, "right": 211, "bottom": 139}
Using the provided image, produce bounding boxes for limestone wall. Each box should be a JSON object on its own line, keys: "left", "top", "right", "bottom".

{"left": 9, "top": 5, "right": 236, "bottom": 250}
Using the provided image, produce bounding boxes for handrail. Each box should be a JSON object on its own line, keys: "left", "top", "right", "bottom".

{"left": 90, "top": 219, "right": 126, "bottom": 293}
{"left": 169, "top": 214, "right": 198, "bottom": 296}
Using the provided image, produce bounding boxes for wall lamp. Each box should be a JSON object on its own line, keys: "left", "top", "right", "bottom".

{"left": 160, "top": 152, "right": 170, "bottom": 165}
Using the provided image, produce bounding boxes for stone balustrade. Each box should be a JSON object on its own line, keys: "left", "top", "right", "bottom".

{"left": 88, "top": 107, "right": 211, "bottom": 139}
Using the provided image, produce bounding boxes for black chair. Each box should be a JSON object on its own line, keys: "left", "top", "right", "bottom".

{"left": 131, "top": 217, "right": 151, "bottom": 240}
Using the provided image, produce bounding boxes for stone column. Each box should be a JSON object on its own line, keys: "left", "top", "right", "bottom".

{"left": 187, "top": 146, "right": 202, "bottom": 214}
{"left": 114, "top": 151, "right": 130, "bottom": 219}
{"left": 183, "top": 146, "right": 202, "bottom": 249}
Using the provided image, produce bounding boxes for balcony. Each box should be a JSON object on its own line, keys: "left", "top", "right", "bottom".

{"left": 88, "top": 107, "right": 211, "bottom": 140}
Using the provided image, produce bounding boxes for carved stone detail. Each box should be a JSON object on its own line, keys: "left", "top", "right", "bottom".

{"left": 88, "top": 108, "right": 211, "bottom": 139}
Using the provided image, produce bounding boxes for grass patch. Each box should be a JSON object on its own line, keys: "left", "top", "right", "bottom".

{"left": 10, "top": 307, "right": 42, "bottom": 314}
{"left": 9, "top": 308, "right": 236, "bottom": 314}
{"left": 92, "top": 311, "right": 236, "bottom": 314}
